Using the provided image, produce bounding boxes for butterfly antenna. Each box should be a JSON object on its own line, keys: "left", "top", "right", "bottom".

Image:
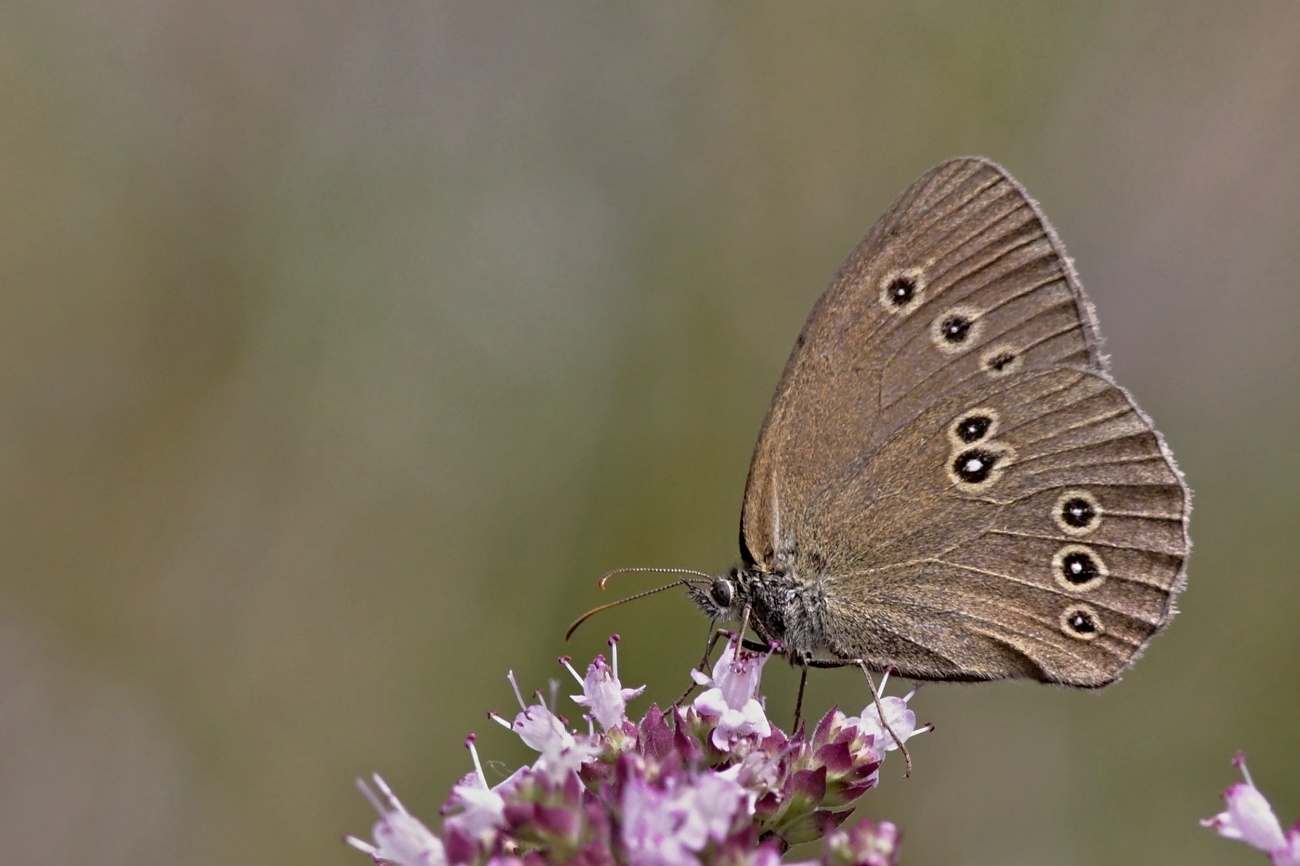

{"left": 597, "top": 566, "right": 713, "bottom": 590}
{"left": 565, "top": 568, "right": 711, "bottom": 642}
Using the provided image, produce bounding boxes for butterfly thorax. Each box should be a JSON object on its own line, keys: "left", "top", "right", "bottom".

{"left": 690, "top": 565, "right": 830, "bottom": 662}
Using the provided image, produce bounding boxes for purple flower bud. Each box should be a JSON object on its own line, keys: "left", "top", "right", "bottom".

{"left": 637, "top": 704, "right": 676, "bottom": 763}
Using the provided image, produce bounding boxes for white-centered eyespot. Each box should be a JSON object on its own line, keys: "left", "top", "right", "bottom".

{"left": 1060, "top": 603, "right": 1103, "bottom": 641}
{"left": 879, "top": 268, "right": 926, "bottom": 314}
{"left": 947, "top": 440, "right": 1015, "bottom": 492}
{"left": 1052, "top": 543, "right": 1108, "bottom": 592}
{"left": 948, "top": 407, "right": 1000, "bottom": 448}
{"left": 931, "top": 305, "right": 985, "bottom": 354}
{"left": 1053, "top": 489, "right": 1103, "bottom": 537}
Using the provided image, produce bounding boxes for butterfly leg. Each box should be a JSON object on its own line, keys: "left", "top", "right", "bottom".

{"left": 792, "top": 665, "right": 809, "bottom": 733}
{"left": 804, "top": 657, "right": 912, "bottom": 777}
{"left": 677, "top": 627, "right": 728, "bottom": 706}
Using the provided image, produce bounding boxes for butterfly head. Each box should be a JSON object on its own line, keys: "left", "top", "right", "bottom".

{"left": 688, "top": 567, "right": 748, "bottom": 622}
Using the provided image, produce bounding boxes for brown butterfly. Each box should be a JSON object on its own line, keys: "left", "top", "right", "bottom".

{"left": 683, "top": 157, "right": 1189, "bottom": 695}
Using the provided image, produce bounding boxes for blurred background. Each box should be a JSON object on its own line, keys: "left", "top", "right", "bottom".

{"left": 2, "top": 3, "right": 1298, "bottom": 864}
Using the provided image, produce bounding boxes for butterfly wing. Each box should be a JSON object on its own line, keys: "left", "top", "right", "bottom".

{"left": 808, "top": 367, "right": 1188, "bottom": 686}
{"left": 742, "top": 157, "right": 1105, "bottom": 566}
{"left": 739, "top": 157, "right": 1189, "bottom": 685}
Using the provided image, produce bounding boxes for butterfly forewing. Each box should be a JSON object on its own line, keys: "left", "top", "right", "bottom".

{"left": 742, "top": 158, "right": 1105, "bottom": 567}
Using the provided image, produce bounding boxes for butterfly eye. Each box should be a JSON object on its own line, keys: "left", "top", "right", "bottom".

{"left": 710, "top": 577, "right": 735, "bottom": 610}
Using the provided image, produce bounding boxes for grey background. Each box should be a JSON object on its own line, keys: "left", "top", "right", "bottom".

{"left": 2, "top": 4, "right": 1297, "bottom": 865}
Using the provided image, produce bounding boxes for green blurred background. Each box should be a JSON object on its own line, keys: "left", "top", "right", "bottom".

{"left": 2, "top": 3, "right": 1298, "bottom": 864}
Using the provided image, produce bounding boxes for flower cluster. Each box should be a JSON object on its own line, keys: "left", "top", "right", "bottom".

{"left": 1202, "top": 752, "right": 1299, "bottom": 866}
{"left": 347, "top": 635, "right": 925, "bottom": 866}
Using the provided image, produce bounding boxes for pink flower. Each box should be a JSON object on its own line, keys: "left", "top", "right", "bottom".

{"left": 691, "top": 636, "right": 772, "bottom": 750}
{"left": 619, "top": 769, "right": 747, "bottom": 866}
{"left": 621, "top": 775, "right": 702, "bottom": 866}
{"left": 1202, "top": 753, "right": 1300, "bottom": 866}
{"left": 677, "top": 771, "right": 747, "bottom": 848}
{"left": 490, "top": 671, "right": 601, "bottom": 780}
{"left": 492, "top": 671, "right": 571, "bottom": 751}
{"left": 443, "top": 735, "right": 520, "bottom": 843}
{"left": 823, "top": 818, "right": 901, "bottom": 866}
{"left": 844, "top": 672, "right": 926, "bottom": 756}
{"left": 346, "top": 775, "right": 446, "bottom": 866}
{"left": 563, "top": 634, "right": 646, "bottom": 730}
{"left": 346, "top": 639, "right": 926, "bottom": 865}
